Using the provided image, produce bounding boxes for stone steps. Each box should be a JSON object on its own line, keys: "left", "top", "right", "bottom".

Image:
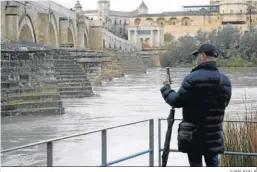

{"left": 2, "top": 100, "right": 63, "bottom": 111}
{"left": 59, "top": 90, "right": 93, "bottom": 98}
{"left": 54, "top": 68, "right": 84, "bottom": 73}
{"left": 56, "top": 78, "right": 91, "bottom": 83}
{"left": 4, "top": 94, "right": 61, "bottom": 103}
{"left": 1, "top": 67, "right": 31, "bottom": 73}
{"left": 54, "top": 52, "right": 94, "bottom": 98}
{"left": 1, "top": 87, "right": 41, "bottom": 94}
{"left": 54, "top": 60, "right": 77, "bottom": 65}
{"left": 1, "top": 107, "right": 64, "bottom": 116}
{"left": 54, "top": 67, "right": 84, "bottom": 71}
{"left": 54, "top": 56, "right": 75, "bottom": 59}
{"left": 56, "top": 75, "right": 87, "bottom": 80}
{"left": 58, "top": 87, "right": 92, "bottom": 92}
{"left": 54, "top": 64, "right": 80, "bottom": 68}
{"left": 57, "top": 82, "right": 91, "bottom": 88}
{"left": 55, "top": 72, "right": 85, "bottom": 75}
{"left": 1, "top": 60, "right": 31, "bottom": 66}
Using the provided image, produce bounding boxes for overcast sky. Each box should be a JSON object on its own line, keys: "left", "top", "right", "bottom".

{"left": 52, "top": 0, "right": 210, "bottom": 13}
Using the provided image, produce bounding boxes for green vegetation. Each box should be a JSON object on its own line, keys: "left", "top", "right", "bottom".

{"left": 220, "top": 98, "right": 257, "bottom": 167}
{"left": 160, "top": 26, "right": 257, "bottom": 67}
{"left": 8, "top": 99, "right": 25, "bottom": 105}
{"left": 164, "top": 33, "right": 174, "bottom": 45}
{"left": 95, "top": 76, "right": 103, "bottom": 86}
{"left": 7, "top": 84, "right": 59, "bottom": 105}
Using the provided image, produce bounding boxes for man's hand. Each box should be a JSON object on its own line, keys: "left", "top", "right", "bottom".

{"left": 163, "top": 80, "right": 170, "bottom": 86}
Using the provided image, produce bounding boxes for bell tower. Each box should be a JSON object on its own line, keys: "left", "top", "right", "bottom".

{"left": 97, "top": 0, "right": 110, "bottom": 21}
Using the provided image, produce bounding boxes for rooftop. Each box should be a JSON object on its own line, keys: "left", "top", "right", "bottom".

{"left": 138, "top": 1, "right": 148, "bottom": 9}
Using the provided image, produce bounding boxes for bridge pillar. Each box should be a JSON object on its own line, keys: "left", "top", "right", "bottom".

{"left": 5, "top": 5, "right": 19, "bottom": 41}
{"left": 59, "top": 17, "right": 70, "bottom": 47}
{"left": 77, "top": 26, "right": 86, "bottom": 48}
{"left": 38, "top": 13, "right": 50, "bottom": 45}
{"left": 1, "top": 2, "right": 6, "bottom": 40}
{"left": 77, "top": 23, "right": 86, "bottom": 49}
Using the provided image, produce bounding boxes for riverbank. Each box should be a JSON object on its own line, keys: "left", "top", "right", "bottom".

{"left": 161, "top": 56, "right": 256, "bottom": 68}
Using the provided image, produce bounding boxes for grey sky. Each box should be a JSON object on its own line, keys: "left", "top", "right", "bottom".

{"left": 52, "top": 0, "right": 210, "bottom": 13}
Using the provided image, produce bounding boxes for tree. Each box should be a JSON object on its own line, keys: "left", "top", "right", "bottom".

{"left": 164, "top": 33, "right": 174, "bottom": 44}
{"left": 160, "top": 26, "right": 257, "bottom": 67}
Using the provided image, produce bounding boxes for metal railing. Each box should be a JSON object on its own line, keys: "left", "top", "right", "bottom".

{"left": 1, "top": 119, "right": 154, "bottom": 167}
{"left": 2, "top": 118, "right": 257, "bottom": 167}
{"left": 158, "top": 118, "right": 257, "bottom": 167}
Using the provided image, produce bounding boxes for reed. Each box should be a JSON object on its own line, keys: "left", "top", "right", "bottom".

{"left": 220, "top": 97, "right": 257, "bottom": 167}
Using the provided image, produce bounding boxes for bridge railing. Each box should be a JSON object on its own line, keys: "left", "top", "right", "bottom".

{"left": 1, "top": 119, "right": 154, "bottom": 167}
{"left": 158, "top": 118, "right": 257, "bottom": 167}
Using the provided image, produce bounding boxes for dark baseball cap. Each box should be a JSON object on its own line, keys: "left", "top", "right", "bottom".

{"left": 190, "top": 44, "right": 219, "bottom": 58}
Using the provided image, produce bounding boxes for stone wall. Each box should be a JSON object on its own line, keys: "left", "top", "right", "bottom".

{"left": 116, "top": 51, "right": 146, "bottom": 74}
{"left": 1, "top": 45, "right": 64, "bottom": 116}
{"left": 137, "top": 51, "right": 157, "bottom": 68}
{"left": 100, "top": 49, "right": 146, "bottom": 77}
{"left": 100, "top": 49, "right": 123, "bottom": 79}
{"left": 68, "top": 49, "right": 104, "bottom": 86}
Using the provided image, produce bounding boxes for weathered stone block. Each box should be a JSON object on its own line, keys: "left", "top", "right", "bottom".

{"left": 1, "top": 45, "right": 64, "bottom": 116}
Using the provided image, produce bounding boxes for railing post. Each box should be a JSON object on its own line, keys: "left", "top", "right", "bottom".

{"left": 158, "top": 119, "right": 161, "bottom": 167}
{"left": 47, "top": 142, "right": 53, "bottom": 167}
{"left": 101, "top": 130, "right": 107, "bottom": 166}
{"left": 149, "top": 119, "right": 154, "bottom": 167}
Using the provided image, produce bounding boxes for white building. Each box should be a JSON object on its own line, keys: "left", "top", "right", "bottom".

{"left": 128, "top": 20, "right": 165, "bottom": 49}
{"left": 82, "top": 0, "right": 149, "bottom": 39}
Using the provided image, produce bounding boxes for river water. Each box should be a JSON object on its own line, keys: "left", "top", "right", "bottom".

{"left": 1, "top": 67, "right": 257, "bottom": 166}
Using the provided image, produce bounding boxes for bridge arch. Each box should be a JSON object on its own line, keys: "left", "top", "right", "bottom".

{"left": 49, "top": 12, "right": 59, "bottom": 46}
{"left": 18, "top": 14, "right": 36, "bottom": 42}
{"left": 83, "top": 22, "right": 90, "bottom": 47}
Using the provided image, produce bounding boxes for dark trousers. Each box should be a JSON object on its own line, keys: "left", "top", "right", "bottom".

{"left": 187, "top": 152, "right": 219, "bottom": 167}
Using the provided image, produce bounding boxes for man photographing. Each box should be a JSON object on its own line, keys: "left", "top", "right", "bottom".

{"left": 160, "top": 44, "right": 232, "bottom": 167}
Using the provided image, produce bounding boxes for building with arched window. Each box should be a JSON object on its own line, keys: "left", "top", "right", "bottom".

{"left": 84, "top": 0, "right": 257, "bottom": 49}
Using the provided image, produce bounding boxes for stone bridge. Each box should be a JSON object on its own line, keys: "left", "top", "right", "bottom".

{"left": 0, "top": 1, "right": 157, "bottom": 116}
{"left": 1, "top": 1, "right": 88, "bottom": 48}
{"left": 1, "top": 1, "right": 140, "bottom": 51}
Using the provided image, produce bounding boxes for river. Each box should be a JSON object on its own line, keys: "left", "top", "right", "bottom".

{"left": 1, "top": 67, "right": 257, "bottom": 166}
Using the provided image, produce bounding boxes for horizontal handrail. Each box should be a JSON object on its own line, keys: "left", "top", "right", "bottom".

{"left": 1, "top": 119, "right": 151, "bottom": 154}
{"left": 100, "top": 149, "right": 151, "bottom": 167}
{"left": 159, "top": 118, "right": 257, "bottom": 123}
{"left": 160, "top": 149, "right": 257, "bottom": 156}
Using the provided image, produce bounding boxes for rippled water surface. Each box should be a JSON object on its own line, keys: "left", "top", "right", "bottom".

{"left": 1, "top": 67, "right": 257, "bottom": 166}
